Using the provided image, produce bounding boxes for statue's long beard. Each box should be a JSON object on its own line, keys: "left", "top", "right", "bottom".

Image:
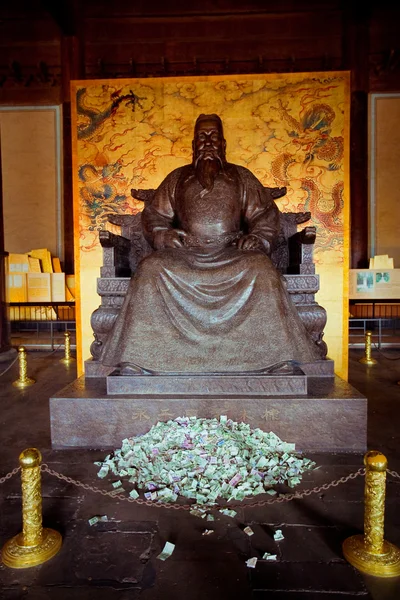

{"left": 194, "top": 154, "right": 223, "bottom": 192}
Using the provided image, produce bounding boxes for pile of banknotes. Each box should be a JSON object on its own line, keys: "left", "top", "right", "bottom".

{"left": 95, "top": 416, "right": 315, "bottom": 509}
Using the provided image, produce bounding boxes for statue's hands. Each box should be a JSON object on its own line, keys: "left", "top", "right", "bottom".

{"left": 153, "top": 229, "right": 187, "bottom": 249}
{"left": 237, "top": 234, "right": 267, "bottom": 252}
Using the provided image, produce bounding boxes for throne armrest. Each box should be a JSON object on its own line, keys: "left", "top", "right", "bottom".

{"left": 287, "top": 225, "right": 317, "bottom": 275}
{"left": 131, "top": 188, "right": 156, "bottom": 204}
{"left": 99, "top": 230, "right": 132, "bottom": 278}
{"left": 296, "top": 225, "right": 316, "bottom": 245}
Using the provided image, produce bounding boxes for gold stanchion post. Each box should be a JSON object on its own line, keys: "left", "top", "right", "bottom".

{"left": 60, "top": 331, "right": 75, "bottom": 364}
{"left": 1, "top": 448, "right": 62, "bottom": 568}
{"left": 359, "top": 330, "right": 377, "bottom": 365}
{"left": 343, "top": 450, "right": 400, "bottom": 577}
{"left": 12, "top": 346, "right": 35, "bottom": 388}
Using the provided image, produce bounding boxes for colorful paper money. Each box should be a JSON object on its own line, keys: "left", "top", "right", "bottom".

{"left": 246, "top": 557, "right": 258, "bottom": 568}
{"left": 95, "top": 417, "right": 315, "bottom": 512}
{"left": 273, "top": 529, "right": 284, "bottom": 541}
{"left": 157, "top": 541, "right": 175, "bottom": 561}
{"left": 262, "top": 552, "right": 277, "bottom": 560}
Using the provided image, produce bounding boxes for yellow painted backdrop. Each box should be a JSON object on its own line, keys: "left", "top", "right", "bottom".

{"left": 72, "top": 72, "right": 350, "bottom": 378}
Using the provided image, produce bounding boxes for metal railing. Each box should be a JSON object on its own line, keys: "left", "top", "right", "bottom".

{"left": 349, "top": 317, "right": 400, "bottom": 348}
{"left": 8, "top": 302, "right": 76, "bottom": 350}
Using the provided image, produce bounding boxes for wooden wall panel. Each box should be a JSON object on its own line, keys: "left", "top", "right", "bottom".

{"left": 0, "top": 45, "right": 60, "bottom": 66}
{"left": 0, "top": 20, "right": 60, "bottom": 43}
{"left": 85, "top": 39, "right": 342, "bottom": 64}
{"left": 83, "top": 12, "right": 343, "bottom": 41}
{"left": 82, "top": 0, "right": 343, "bottom": 18}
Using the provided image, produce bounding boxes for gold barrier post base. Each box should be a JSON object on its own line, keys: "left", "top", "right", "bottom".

{"left": 359, "top": 356, "right": 378, "bottom": 366}
{"left": 60, "top": 357, "right": 75, "bottom": 365}
{"left": 1, "top": 528, "right": 62, "bottom": 569}
{"left": 343, "top": 534, "right": 400, "bottom": 578}
{"left": 12, "top": 377, "right": 36, "bottom": 389}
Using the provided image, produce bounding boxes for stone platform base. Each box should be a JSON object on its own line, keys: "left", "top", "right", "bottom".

{"left": 106, "top": 371, "right": 309, "bottom": 396}
{"left": 50, "top": 375, "right": 367, "bottom": 453}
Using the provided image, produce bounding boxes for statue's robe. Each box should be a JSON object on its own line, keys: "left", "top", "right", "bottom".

{"left": 101, "top": 163, "right": 320, "bottom": 373}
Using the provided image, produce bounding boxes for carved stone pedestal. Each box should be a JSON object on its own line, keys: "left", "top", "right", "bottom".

{"left": 50, "top": 374, "right": 367, "bottom": 453}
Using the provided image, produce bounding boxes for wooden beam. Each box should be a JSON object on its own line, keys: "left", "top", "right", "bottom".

{"left": 41, "top": 0, "right": 78, "bottom": 36}
{"left": 60, "top": 32, "right": 84, "bottom": 275}
{"left": 343, "top": 5, "right": 370, "bottom": 268}
{"left": 0, "top": 126, "right": 12, "bottom": 355}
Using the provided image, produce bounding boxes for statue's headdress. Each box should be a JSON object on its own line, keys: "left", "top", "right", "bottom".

{"left": 194, "top": 113, "right": 224, "bottom": 135}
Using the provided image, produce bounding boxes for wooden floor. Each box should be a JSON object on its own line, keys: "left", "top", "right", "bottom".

{"left": 0, "top": 347, "right": 400, "bottom": 599}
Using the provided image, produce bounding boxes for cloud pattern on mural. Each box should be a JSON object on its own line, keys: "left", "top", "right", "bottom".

{"left": 75, "top": 74, "right": 347, "bottom": 262}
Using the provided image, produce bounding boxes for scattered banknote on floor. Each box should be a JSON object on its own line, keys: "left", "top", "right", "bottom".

{"left": 95, "top": 416, "right": 315, "bottom": 511}
{"left": 246, "top": 557, "right": 258, "bottom": 568}
{"left": 219, "top": 508, "right": 237, "bottom": 518}
{"left": 273, "top": 529, "right": 284, "bottom": 541}
{"left": 157, "top": 541, "right": 175, "bottom": 561}
{"left": 88, "top": 515, "right": 108, "bottom": 526}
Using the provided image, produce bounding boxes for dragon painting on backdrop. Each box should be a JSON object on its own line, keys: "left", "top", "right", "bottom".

{"left": 76, "top": 86, "right": 147, "bottom": 250}
{"left": 269, "top": 99, "right": 344, "bottom": 254}
{"left": 73, "top": 73, "right": 349, "bottom": 375}
{"left": 74, "top": 75, "right": 347, "bottom": 263}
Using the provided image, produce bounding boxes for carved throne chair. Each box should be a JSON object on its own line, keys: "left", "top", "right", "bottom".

{"left": 86, "top": 186, "right": 328, "bottom": 377}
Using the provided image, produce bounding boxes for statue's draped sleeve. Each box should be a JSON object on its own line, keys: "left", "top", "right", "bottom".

{"left": 141, "top": 168, "right": 182, "bottom": 247}
{"left": 237, "top": 166, "right": 280, "bottom": 252}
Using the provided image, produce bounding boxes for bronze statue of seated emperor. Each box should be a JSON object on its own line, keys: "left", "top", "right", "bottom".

{"left": 90, "top": 114, "right": 328, "bottom": 376}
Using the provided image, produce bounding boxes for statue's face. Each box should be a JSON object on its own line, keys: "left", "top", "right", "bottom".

{"left": 193, "top": 119, "right": 226, "bottom": 162}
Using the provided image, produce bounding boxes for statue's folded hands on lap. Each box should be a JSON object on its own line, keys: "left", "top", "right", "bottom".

{"left": 153, "top": 229, "right": 187, "bottom": 250}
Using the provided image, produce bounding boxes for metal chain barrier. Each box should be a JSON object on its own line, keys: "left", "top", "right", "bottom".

{"left": 0, "top": 466, "right": 21, "bottom": 484}
{"left": 372, "top": 342, "right": 400, "bottom": 361}
{"left": 3, "top": 464, "right": 398, "bottom": 511}
{"left": 387, "top": 469, "right": 400, "bottom": 479}
{"left": 0, "top": 343, "right": 65, "bottom": 380}
{"left": 5, "top": 465, "right": 399, "bottom": 510}
{"left": 0, "top": 354, "right": 19, "bottom": 378}
{"left": 31, "top": 343, "right": 64, "bottom": 360}
{"left": 40, "top": 464, "right": 366, "bottom": 511}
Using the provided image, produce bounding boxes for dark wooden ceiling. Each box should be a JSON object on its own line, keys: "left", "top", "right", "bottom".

{"left": 0, "top": 1, "right": 398, "bottom": 104}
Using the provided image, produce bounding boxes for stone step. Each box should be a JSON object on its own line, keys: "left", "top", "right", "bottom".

{"left": 106, "top": 373, "right": 308, "bottom": 396}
